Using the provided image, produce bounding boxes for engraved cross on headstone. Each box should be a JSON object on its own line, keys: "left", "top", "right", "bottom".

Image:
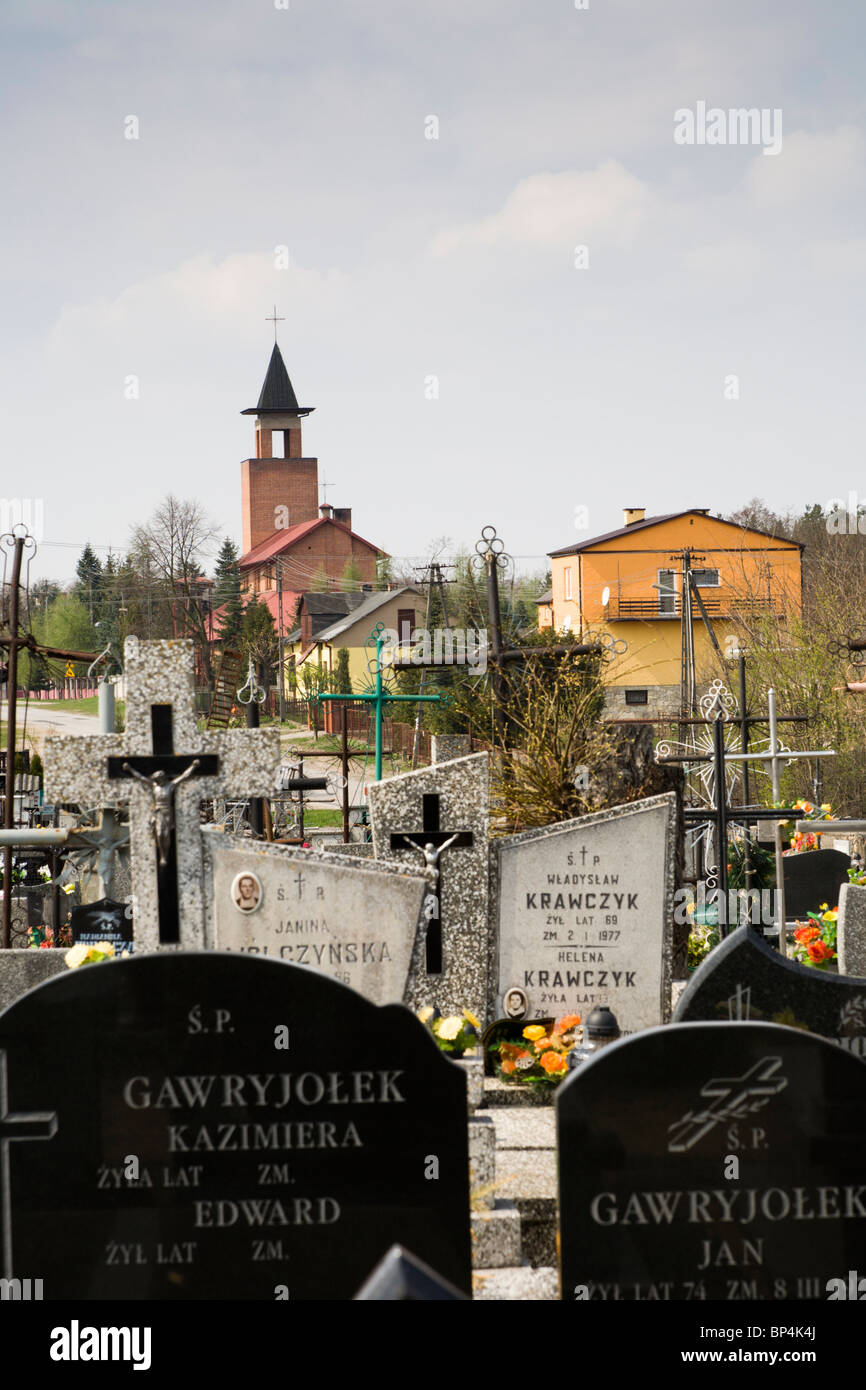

{"left": 44, "top": 638, "right": 281, "bottom": 952}
{"left": 390, "top": 793, "right": 473, "bottom": 973}
{"left": 0, "top": 1048, "right": 57, "bottom": 1278}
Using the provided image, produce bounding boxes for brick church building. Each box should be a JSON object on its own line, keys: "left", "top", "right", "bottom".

{"left": 237, "top": 341, "right": 385, "bottom": 631}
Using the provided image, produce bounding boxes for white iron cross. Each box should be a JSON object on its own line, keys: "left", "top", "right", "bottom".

{"left": 44, "top": 638, "right": 281, "bottom": 952}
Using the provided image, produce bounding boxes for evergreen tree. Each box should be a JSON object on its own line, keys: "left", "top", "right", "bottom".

{"left": 242, "top": 598, "right": 279, "bottom": 684}
{"left": 74, "top": 543, "right": 102, "bottom": 622}
{"left": 334, "top": 647, "right": 352, "bottom": 694}
{"left": 340, "top": 556, "right": 362, "bottom": 590}
{"left": 213, "top": 537, "right": 244, "bottom": 650}
{"left": 376, "top": 554, "right": 394, "bottom": 589}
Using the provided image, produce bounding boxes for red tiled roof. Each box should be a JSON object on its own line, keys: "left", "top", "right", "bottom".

{"left": 248, "top": 588, "right": 303, "bottom": 631}
{"left": 239, "top": 517, "right": 384, "bottom": 569}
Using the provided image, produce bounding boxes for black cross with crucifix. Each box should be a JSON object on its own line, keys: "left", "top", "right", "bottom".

{"left": 390, "top": 793, "right": 473, "bottom": 973}
{"left": 107, "top": 704, "right": 217, "bottom": 945}
{"left": 1, "top": 1049, "right": 57, "bottom": 1278}
{"left": 660, "top": 717, "right": 810, "bottom": 938}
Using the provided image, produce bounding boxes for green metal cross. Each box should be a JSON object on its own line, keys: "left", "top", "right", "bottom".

{"left": 315, "top": 623, "right": 449, "bottom": 781}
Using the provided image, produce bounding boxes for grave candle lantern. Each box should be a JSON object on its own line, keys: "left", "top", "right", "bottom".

{"left": 567, "top": 1005, "right": 621, "bottom": 1069}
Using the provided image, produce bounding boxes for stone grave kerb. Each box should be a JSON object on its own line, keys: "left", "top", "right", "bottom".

{"left": 44, "top": 637, "right": 281, "bottom": 953}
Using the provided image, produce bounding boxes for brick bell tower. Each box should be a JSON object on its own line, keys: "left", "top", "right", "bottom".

{"left": 240, "top": 331, "right": 318, "bottom": 553}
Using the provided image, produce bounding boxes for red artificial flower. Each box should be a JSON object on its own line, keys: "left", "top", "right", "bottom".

{"left": 807, "top": 941, "right": 834, "bottom": 964}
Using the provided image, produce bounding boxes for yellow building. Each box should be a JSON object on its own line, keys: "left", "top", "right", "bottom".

{"left": 548, "top": 508, "right": 802, "bottom": 716}
{"left": 287, "top": 585, "right": 424, "bottom": 698}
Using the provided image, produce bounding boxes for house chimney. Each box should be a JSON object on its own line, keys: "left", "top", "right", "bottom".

{"left": 319, "top": 503, "right": 334, "bottom": 519}
{"left": 623, "top": 508, "right": 646, "bottom": 527}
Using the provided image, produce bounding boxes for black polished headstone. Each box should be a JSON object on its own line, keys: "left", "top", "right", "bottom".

{"left": 782, "top": 848, "right": 850, "bottom": 920}
{"left": 353, "top": 1244, "right": 468, "bottom": 1300}
{"left": 558, "top": 1021, "right": 866, "bottom": 1302}
{"left": 674, "top": 926, "right": 866, "bottom": 1059}
{"left": 0, "top": 953, "right": 471, "bottom": 1299}
{"left": 69, "top": 897, "right": 134, "bottom": 955}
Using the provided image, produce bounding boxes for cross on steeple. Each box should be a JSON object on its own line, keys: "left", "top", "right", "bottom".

{"left": 265, "top": 306, "right": 285, "bottom": 343}
{"left": 0, "top": 1049, "right": 58, "bottom": 1278}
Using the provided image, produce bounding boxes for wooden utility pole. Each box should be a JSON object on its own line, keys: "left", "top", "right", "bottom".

{"left": 2, "top": 534, "right": 25, "bottom": 948}
{"left": 1, "top": 532, "right": 102, "bottom": 948}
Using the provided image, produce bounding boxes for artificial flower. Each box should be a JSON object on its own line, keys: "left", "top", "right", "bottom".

{"left": 807, "top": 941, "right": 834, "bottom": 964}
{"left": 540, "top": 1050, "right": 568, "bottom": 1074}
{"left": 437, "top": 1015, "right": 464, "bottom": 1041}
{"left": 557, "top": 1014, "right": 582, "bottom": 1031}
{"left": 523, "top": 1024, "right": 546, "bottom": 1042}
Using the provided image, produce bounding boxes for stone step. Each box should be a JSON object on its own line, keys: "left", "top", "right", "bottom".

{"left": 494, "top": 1131, "right": 558, "bottom": 1267}
{"left": 472, "top": 1265, "right": 559, "bottom": 1301}
{"left": 489, "top": 1107, "right": 556, "bottom": 1149}
{"left": 482, "top": 1077, "right": 554, "bottom": 1107}
{"left": 470, "top": 1199, "right": 522, "bottom": 1269}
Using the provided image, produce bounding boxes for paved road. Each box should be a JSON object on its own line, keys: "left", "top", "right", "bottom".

{"left": 7, "top": 707, "right": 379, "bottom": 813}
{"left": 2, "top": 701, "right": 101, "bottom": 746}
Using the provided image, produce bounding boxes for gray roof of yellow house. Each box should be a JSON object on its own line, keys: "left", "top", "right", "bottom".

{"left": 289, "top": 586, "right": 424, "bottom": 647}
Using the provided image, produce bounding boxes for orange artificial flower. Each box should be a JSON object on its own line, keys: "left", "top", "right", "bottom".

{"left": 557, "top": 1014, "right": 582, "bottom": 1031}
{"left": 807, "top": 941, "right": 834, "bottom": 964}
{"left": 532, "top": 1036, "right": 553, "bottom": 1051}
{"left": 539, "top": 1050, "right": 568, "bottom": 1075}
{"left": 794, "top": 925, "right": 821, "bottom": 945}
{"left": 501, "top": 1058, "right": 516, "bottom": 1075}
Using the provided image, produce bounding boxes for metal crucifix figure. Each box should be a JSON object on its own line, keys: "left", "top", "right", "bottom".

{"left": 409, "top": 832, "right": 462, "bottom": 902}
{"left": 121, "top": 760, "right": 202, "bottom": 867}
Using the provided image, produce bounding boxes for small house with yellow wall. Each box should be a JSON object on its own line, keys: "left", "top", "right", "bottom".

{"left": 548, "top": 508, "right": 802, "bottom": 717}
{"left": 286, "top": 586, "right": 424, "bottom": 698}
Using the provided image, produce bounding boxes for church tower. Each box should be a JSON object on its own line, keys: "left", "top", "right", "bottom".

{"left": 240, "top": 342, "right": 319, "bottom": 554}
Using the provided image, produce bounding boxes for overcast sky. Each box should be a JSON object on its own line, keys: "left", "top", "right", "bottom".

{"left": 1, "top": 0, "right": 863, "bottom": 584}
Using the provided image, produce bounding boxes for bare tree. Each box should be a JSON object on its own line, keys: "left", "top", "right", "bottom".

{"left": 130, "top": 496, "right": 220, "bottom": 686}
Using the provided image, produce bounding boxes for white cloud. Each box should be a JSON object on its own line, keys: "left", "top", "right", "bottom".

{"left": 745, "top": 125, "right": 864, "bottom": 207}
{"left": 431, "top": 162, "right": 651, "bottom": 256}
{"left": 46, "top": 252, "right": 352, "bottom": 370}
{"left": 682, "top": 240, "right": 763, "bottom": 277}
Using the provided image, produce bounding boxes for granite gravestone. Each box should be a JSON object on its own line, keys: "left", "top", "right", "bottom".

{"left": 492, "top": 795, "right": 677, "bottom": 1033}
{"left": 368, "top": 754, "right": 489, "bottom": 1024}
{"left": 44, "top": 637, "right": 281, "bottom": 953}
{"left": 203, "top": 832, "right": 428, "bottom": 1006}
{"left": 558, "top": 1021, "right": 866, "bottom": 1302}
{"left": 782, "top": 848, "right": 849, "bottom": 921}
{"left": 0, "top": 953, "right": 471, "bottom": 1299}
{"left": 674, "top": 926, "right": 866, "bottom": 1060}
{"left": 837, "top": 883, "right": 866, "bottom": 977}
{"left": 70, "top": 898, "right": 134, "bottom": 955}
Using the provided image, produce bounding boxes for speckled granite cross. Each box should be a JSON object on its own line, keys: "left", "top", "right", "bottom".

{"left": 44, "top": 637, "right": 281, "bottom": 952}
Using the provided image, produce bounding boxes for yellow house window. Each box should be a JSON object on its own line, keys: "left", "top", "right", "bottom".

{"left": 564, "top": 567, "right": 573, "bottom": 601}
